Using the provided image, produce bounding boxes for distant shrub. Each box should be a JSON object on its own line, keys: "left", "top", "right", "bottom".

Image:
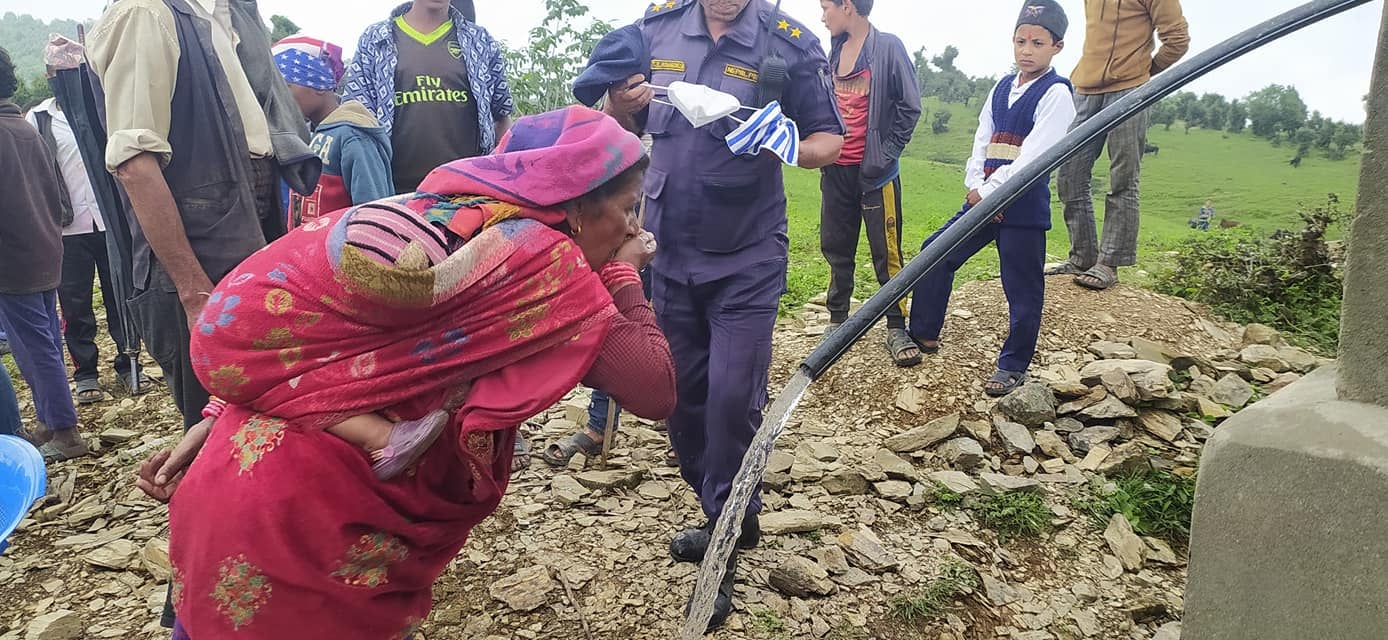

{"left": 1155, "top": 194, "right": 1347, "bottom": 353}
{"left": 932, "top": 110, "right": 952, "bottom": 135}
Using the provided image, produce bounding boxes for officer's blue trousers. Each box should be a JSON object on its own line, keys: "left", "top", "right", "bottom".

{"left": 908, "top": 208, "right": 1047, "bottom": 374}
{"left": 654, "top": 261, "right": 784, "bottom": 521}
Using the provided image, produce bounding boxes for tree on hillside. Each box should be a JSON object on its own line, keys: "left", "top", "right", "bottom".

{"left": 14, "top": 74, "right": 53, "bottom": 109}
{"left": 1198, "top": 93, "right": 1229, "bottom": 131}
{"left": 270, "top": 15, "right": 301, "bottom": 42}
{"left": 0, "top": 13, "right": 85, "bottom": 79}
{"left": 1183, "top": 102, "right": 1206, "bottom": 134}
{"left": 504, "top": 0, "right": 612, "bottom": 116}
{"left": 1226, "top": 100, "right": 1248, "bottom": 133}
{"left": 1245, "top": 84, "right": 1308, "bottom": 139}
{"left": 1148, "top": 100, "right": 1177, "bottom": 131}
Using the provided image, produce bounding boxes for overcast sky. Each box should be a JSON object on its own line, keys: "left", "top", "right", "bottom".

{"left": 13, "top": 0, "right": 1384, "bottom": 122}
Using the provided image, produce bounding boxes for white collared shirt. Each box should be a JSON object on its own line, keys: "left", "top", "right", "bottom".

{"left": 964, "top": 69, "right": 1077, "bottom": 199}
{"left": 26, "top": 99, "right": 105, "bottom": 236}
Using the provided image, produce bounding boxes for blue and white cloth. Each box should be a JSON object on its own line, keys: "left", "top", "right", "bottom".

{"left": 725, "top": 101, "right": 800, "bottom": 166}
{"left": 274, "top": 48, "right": 337, "bottom": 92}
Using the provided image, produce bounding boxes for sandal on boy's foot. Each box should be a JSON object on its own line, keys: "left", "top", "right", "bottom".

{"left": 1045, "top": 261, "right": 1088, "bottom": 276}
{"left": 984, "top": 369, "right": 1028, "bottom": 398}
{"left": 74, "top": 379, "right": 106, "bottom": 405}
{"left": 541, "top": 431, "right": 603, "bottom": 467}
{"left": 885, "top": 328, "right": 923, "bottom": 368}
{"left": 119, "top": 371, "right": 160, "bottom": 396}
{"left": 371, "top": 410, "right": 449, "bottom": 480}
{"left": 39, "top": 435, "right": 91, "bottom": 462}
{"left": 1074, "top": 265, "right": 1119, "bottom": 291}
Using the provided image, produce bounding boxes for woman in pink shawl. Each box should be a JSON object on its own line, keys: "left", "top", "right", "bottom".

{"left": 136, "top": 106, "right": 676, "bottom": 639}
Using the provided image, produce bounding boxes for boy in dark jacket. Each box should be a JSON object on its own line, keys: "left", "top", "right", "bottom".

{"left": 817, "top": 0, "right": 922, "bottom": 366}
{"left": 275, "top": 36, "right": 394, "bottom": 227}
{"left": 908, "top": 0, "right": 1076, "bottom": 397}
{"left": 0, "top": 47, "right": 89, "bottom": 459}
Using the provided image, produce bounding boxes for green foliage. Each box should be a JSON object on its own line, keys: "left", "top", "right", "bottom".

{"left": 1246, "top": 84, "right": 1309, "bottom": 138}
{"left": 269, "top": 15, "right": 301, "bottom": 43}
{"left": 931, "top": 109, "right": 951, "bottom": 135}
{"left": 751, "top": 610, "right": 787, "bottom": 636}
{"left": 1075, "top": 471, "right": 1197, "bottom": 545}
{"left": 889, "top": 560, "right": 979, "bottom": 624}
{"left": 0, "top": 13, "right": 85, "bottom": 80}
{"left": 931, "top": 484, "right": 964, "bottom": 508}
{"left": 13, "top": 73, "right": 53, "bottom": 109}
{"left": 913, "top": 45, "right": 995, "bottom": 106}
{"left": 1154, "top": 88, "right": 1357, "bottom": 160}
{"left": 503, "top": 0, "right": 613, "bottom": 116}
{"left": 967, "top": 492, "right": 1052, "bottom": 540}
{"left": 1154, "top": 194, "right": 1348, "bottom": 353}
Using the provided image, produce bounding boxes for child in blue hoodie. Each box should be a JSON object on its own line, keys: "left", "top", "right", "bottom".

{"left": 274, "top": 37, "right": 394, "bottom": 228}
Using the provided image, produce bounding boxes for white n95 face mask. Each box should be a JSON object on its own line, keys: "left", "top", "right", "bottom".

{"left": 666, "top": 81, "right": 742, "bottom": 128}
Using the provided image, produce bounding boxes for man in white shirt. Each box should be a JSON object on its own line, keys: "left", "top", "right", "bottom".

{"left": 26, "top": 95, "right": 141, "bottom": 404}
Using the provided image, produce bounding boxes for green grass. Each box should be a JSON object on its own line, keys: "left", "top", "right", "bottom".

{"left": 966, "top": 491, "right": 1053, "bottom": 541}
{"left": 888, "top": 560, "right": 980, "bottom": 624}
{"left": 1075, "top": 471, "right": 1197, "bottom": 545}
{"left": 779, "top": 97, "right": 1362, "bottom": 315}
{"left": 751, "top": 610, "right": 788, "bottom": 638}
{"left": 930, "top": 483, "right": 965, "bottom": 508}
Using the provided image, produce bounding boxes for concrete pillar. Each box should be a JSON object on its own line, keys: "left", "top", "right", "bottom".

{"left": 1339, "top": 3, "right": 1388, "bottom": 407}
{"left": 1184, "top": 366, "right": 1388, "bottom": 639}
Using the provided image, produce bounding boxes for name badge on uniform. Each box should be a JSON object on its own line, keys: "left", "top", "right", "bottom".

{"left": 723, "top": 64, "right": 759, "bottom": 83}
{"left": 652, "top": 59, "right": 686, "bottom": 72}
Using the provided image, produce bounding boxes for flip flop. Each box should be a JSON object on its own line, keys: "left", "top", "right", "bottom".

{"left": 1045, "top": 262, "right": 1088, "bottom": 276}
{"left": 886, "top": 328, "right": 923, "bottom": 368}
{"left": 74, "top": 379, "right": 105, "bottom": 405}
{"left": 984, "top": 369, "right": 1027, "bottom": 398}
{"left": 119, "top": 371, "right": 159, "bottom": 396}
{"left": 541, "top": 431, "right": 603, "bottom": 467}
{"left": 371, "top": 410, "right": 449, "bottom": 480}
{"left": 1074, "top": 265, "right": 1119, "bottom": 291}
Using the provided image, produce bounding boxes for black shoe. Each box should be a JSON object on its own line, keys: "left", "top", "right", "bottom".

{"left": 669, "top": 513, "right": 760, "bottom": 563}
{"left": 683, "top": 549, "right": 739, "bottom": 634}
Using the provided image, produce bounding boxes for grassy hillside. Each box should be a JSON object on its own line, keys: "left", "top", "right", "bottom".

{"left": 780, "top": 97, "right": 1362, "bottom": 312}
{"left": 0, "top": 13, "right": 86, "bottom": 80}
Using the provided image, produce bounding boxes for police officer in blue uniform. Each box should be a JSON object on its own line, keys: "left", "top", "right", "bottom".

{"left": 600, "top": 0, "right": 844, "bottom": 630}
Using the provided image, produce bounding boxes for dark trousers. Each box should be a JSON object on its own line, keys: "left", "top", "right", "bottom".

{"left": 655, "top": 262, "right": 784, "bottom": 521}
{"left": 58, "top": 232, "right": 131, "bottom": 382}
{"left": 130, "top": 265, "right": 207, "bottom": 430}
{"left": 908, "top": 208, "right": 1047, "bottom": 373}
{"left": 0, "top": 291, "right": 79, "bottom": 431}
{"left": 820, "top": 164, "right": 908, "bottom": 329}
{"left": 0, "top": 365, "right": 19, "bottom": 437}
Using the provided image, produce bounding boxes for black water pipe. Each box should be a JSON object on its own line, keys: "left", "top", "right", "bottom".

{"left": 802, "top": 0, "right": 1375, "bottom": 379}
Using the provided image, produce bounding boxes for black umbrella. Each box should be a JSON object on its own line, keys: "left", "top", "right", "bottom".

{"left": 49, "top": 67, "right": 144, "bottom": 395}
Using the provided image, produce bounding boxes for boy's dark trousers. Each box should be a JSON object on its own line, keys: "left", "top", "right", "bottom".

{"left": 820, "top": 164, "right": 908, "bottom": 329}
{"left": 908, "top": 206, "right": 1047, "bottom": 373}
{"left": 58, "top": 232, "right": 132, "bottom": 383}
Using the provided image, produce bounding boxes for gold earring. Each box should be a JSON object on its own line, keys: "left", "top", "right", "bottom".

{"left": 572, "top": 224, "right": 583, "bottom": 237}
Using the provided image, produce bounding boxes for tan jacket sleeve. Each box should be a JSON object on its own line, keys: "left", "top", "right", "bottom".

{"left": 87, "top": 1, "right": 181, "bottom": 172}
{"left": 1148, "top": 0, "right": 1191, "bottom": 75}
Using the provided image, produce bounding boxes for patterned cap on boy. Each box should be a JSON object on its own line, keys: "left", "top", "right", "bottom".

{"left": 1017, "top": 0, "right": 1068, "bottom": 41}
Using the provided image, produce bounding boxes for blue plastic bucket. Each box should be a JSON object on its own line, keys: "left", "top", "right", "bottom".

{"left": 0, "top": 434, "right": 47, "bottom": 554}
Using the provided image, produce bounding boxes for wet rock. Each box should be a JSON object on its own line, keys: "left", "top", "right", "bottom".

{"left": 978, "top": 473, "right": 1041, "bottom": 494}
{"left": 550, "top": 475, "right": 590, "bottom": 506}
{"left": 1033, "top": 430, "right": 1076, "bottom": 463}
{"left": 1067, "top": 427, "right": 1120, "bottom": 455}
{"left": 489, "top": 565, "right": 557, "bottom": 612}
{"left": 996, "top": 383, "right": 1057, "bottom": 427}
{"left": 1078, "top": 396, "right": 1138, "bottom": 421}
{"left": 1277, "top": 346, "right": 1319, "bottom": 373}
{"left": 1096, "top": 442, "right": 1151, "bottom": 477}
{"left": 836, "top": 528, "right": 899, "bottom": 573}
{"left": 1099, "top": 369, "right": 1139, "bottom": 405}
{"left": 1088, "top": 340, "right": 1137, "bottom": 360}
{"left": 1239, "top": 344, "right": 1288, "bottom": 372}
{"left": 25, "top": 610, "right": 82, "bottom": 640}
{"left": 822, "top": 469, "right": 869, "bottom": 496}
{"left": 885, "top": 413, "right": 960, "bottom": 453}
{"left": 981, "top": 574, "right": 1022, "bottom": 606}
{"left": 574, "top": 469, "right": 644, "bottom": 491}
{"left": 1241, "top": 323, "right": 1282, "bottom": 347}
{"left": 809, "top": 545, "right": 850, "bottom": 575}
{"left": 939, "top": 437, "right": 985, "bottom": 469}
{"left": 1136, "top": 411, "right": 1183, "bottom": 443}
{"left": 928, "top": 470, "right": 980, "bottom": 495}
{"left": 1208, "top": 373, "right": 1255, "bottom": 408}
{"left": 1079, "top": 360, "right": 1176, "bottom": 401}
{"left": 996, "top": 421, "right": 1037, "bottom": 456}
{"left": 769, "top": 556, "right": 837, "bottom": 598}
{"left": 1104, "top": 514, "right": 1145, "bottom": 572}
{"left": 872, "top": 448, "right": 918, "bottom": 481}
{"left": 761, "top": 510, "right": 827, "bottom": 535}
{"left": 84, "top": 539, "right": 139, "bottom": 571}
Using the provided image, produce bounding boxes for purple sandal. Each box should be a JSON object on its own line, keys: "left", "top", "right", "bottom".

{"left": 372, "top": 410, "right": 449, "bottom": 480}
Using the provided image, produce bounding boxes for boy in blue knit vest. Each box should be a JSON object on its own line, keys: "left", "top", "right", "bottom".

{"left": 908, "top": 0, "right": 1076, "bottom": 397}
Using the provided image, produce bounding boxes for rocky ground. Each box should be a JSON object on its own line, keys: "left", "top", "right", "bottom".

{"left": 0, "top": 276, "right": 1326, "bottom": 640}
